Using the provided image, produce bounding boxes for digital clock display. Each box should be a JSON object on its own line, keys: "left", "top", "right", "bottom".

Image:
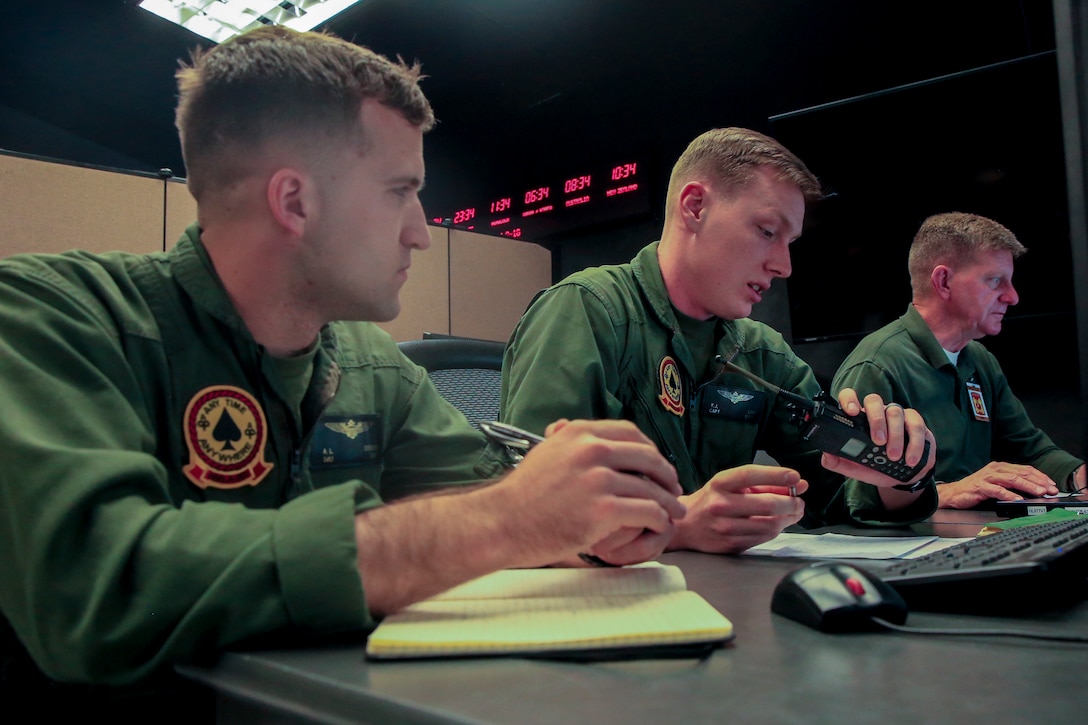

{"left": 524, "top": 186, "right": 550, "bottom": 204}
{"left": 452, "top": 207, "right": 476, "bottom": 225}
{"left": 563, "top": 174, "right": 591, "bottom": 193}
{"left": 436, "top": 156, "right": 650, "bottom": 240}
{"left": 611, "top": 162, "right": 637, "bottom": 180}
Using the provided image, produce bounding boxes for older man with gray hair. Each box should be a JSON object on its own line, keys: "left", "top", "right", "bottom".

{"left": 833, "top": 212, "right": 1085, "bottom": 509}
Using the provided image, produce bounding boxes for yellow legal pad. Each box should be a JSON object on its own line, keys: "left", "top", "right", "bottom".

{"left": 365, "top": 563, "right": 734, "bottom": 660}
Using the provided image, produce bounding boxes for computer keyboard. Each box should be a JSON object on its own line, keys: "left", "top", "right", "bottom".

{"left": 862, "top": 516, "right": 1088, "bottom": 613}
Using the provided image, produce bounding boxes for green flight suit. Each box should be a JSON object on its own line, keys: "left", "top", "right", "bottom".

{"left": 501, "top": 242, "right": 936, "bottom": 528}
{"left": 0, "top": 225, "right": 502, "bottom": 687}
{"left": 833, "top": 304, "right": 1083, "bottom": 491}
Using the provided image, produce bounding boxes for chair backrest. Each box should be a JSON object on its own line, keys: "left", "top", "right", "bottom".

{"left": 397, "top": 337, "right": 505, "bottom": 427}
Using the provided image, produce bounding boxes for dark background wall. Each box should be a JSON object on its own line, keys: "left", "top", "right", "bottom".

{"left": 0, "top": 0, "right": 1081, "bottom": 455}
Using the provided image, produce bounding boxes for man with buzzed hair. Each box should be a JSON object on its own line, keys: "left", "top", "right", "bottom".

{"left": 0, "top": 26, "right": 685, "bottom": 715}
{"left": 501, "top": 127, "right": 937, "bottom": 556}
{"left": 834, "top": 212, "right": 1085, "bottom": 509}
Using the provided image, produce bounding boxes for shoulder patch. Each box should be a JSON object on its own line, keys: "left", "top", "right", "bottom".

{"left": 658, "top": 355, "right": 685, "bottom": 416}
{"left": 183, "top": 385, "right": 274, "bottom": 489}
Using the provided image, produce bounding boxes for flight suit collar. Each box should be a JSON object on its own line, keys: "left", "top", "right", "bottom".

{"left": 171, "top": 223, "right": 255, "bottom": 340}
{"left": 901, "top": 303, "right": 978, "bottom": 382}
{"left": 630, "top": 241, "right": 746, "bottom": 377}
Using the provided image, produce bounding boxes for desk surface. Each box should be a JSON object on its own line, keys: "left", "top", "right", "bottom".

{"left": 179, "top": 513, "right": 1088, "bottom": 724}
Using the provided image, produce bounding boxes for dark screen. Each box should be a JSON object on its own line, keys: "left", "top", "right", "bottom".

{"left": 770, "top": 52, "right": 1071, "bottom": 342}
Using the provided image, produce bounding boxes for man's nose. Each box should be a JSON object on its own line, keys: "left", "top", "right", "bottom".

{"left": 404, "top": 202, "right": 431, "bottom": 251}
{"left": 769, "top": 240, "right": 792, "bottom": 278}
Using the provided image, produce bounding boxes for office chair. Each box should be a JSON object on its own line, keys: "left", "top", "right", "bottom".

{"left": 397, "top": 336, "right": 505, "bottom": 428}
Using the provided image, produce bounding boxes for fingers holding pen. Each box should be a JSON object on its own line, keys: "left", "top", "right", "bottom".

{"left": 505, "top": 418, "right": 686, "bottom": 561}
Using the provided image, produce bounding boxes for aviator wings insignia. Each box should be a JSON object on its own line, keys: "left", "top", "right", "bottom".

{"left": 717, "top": 390, "right": 755, "bottom": 405}
{"left": 325, "top": 419, "right": 368, "bottom": 440}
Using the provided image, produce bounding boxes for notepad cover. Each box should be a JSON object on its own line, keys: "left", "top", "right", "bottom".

{"left": 365, "top": 565, "right": 734, "bottom": 660}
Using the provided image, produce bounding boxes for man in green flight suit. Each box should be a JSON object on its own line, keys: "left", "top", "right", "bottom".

{"left": 0, "top": 26, "right": 685, "bottom": 716}
{"left": 833, "top": 212, "right": 1084, "bottom": 508}
{"left": 501, "top": 127, "right": 938, "bottom": 556}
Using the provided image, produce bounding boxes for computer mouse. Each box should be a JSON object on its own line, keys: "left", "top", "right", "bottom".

{"left": 771, "top": 562, "right": 908, "bottom": 633}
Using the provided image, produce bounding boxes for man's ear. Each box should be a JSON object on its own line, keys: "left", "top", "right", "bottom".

{"left": 931, "top": 265, "right": 954, "bottom": 299}
{"left": 677, "top": 181, "right": 708, "bottom": 231}
{"left": 267, "top": 168, "right": 311, "bottom": 238}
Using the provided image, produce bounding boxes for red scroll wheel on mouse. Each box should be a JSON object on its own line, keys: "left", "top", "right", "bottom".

{"left": 845, "top": 578, "right": 866, "bottom": 597}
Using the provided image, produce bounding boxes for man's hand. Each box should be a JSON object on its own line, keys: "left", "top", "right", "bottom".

{"left": 823, "top": 390, "right": 936, "bottom": 492}
{"left": 939, "top": 462, "right": 1059, "bottom": 509}
{"left": 580, "top": 525, "right": 673, "bottom": 567}
{"left": 356, "top": 418, "right": 684, "bottom": 615}
{"left": 494, "top": 419, "right": 686, "bottom": 567}
{"left": 666, "top": 465, "right": 807, "bottom": 554}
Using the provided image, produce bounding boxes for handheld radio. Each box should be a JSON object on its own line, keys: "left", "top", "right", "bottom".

{"left": 714, "top": 356, "right": 930, "bottom": 483}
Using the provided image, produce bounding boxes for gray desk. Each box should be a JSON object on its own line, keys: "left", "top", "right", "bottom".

{"left": 179, "top": 514, "right": 1088, "bottom": 724}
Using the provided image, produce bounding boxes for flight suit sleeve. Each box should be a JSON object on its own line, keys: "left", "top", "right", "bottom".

{"left": 0, "top": 270, "right": 369, "bottom": 685}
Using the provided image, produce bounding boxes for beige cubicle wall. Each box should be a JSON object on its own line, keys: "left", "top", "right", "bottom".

{"left": 0, "top": 152, "right": 195, "bottom": 257}
{"left": 377, "top": 225, "right": 552, "bottom": 343}
{"left": 2, "top": 152, "right": 552, "bottom": 343}
{"left": 449, "top": 228, "right": 551, "bottom": 341}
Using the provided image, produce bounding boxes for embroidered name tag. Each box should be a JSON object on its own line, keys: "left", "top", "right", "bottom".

{"left": 966, "top": 381, "right": 989, "bottom": 422}
{"left": 700, "top": 385, "right": 764, "bottom": 422}
{"left": 311, "top": 415, "right": 382, "bottom": 468}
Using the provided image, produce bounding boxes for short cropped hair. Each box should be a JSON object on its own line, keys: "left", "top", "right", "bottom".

{"left": 175, "top": 26, "right": 435, "bottom": 201}
{"left": 664, "top": 127, "right": 823, "bottom": 219}
{"left": 908, "top": 212, "right": 1027, "bottom": 297}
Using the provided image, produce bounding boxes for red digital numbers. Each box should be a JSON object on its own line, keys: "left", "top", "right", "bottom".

{"left": 563, "top": 175, "right": 591, "bottom": 194}
{"left": 440, "top": 158, "right": 643, "bottom": 238}
{"left": 610, "top": 163, "right": 637, "bottom": 181}
{"left": 452, "top": 207, "right": 476, "bottom": 225}
{"left": 524, "top": 186, "right": 550, "bottom": 204}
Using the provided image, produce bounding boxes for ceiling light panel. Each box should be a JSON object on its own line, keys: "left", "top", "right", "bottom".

{"left": 138, "top": 1, "right": 363, "bottom": 43}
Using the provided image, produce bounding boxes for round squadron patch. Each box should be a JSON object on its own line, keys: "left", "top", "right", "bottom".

{"left": 183, "top": 385, "right": 274, "bottom": 489}
{"left": 657, "top": 356, "right": 685, "bottom": 416}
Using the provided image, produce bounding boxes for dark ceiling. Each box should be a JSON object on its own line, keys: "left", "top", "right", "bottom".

{"left": 0, "top": 0, "right": 1058, "bottom": 221}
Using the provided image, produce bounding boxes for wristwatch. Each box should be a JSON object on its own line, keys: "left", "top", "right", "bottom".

{"left": 892, "top": 470, "right": 936, "bottom": 493}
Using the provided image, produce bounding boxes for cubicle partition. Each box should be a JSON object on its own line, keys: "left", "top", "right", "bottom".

{"left": 0, "top": 152, "right": 193, "bottom": 257}
{"left": 0, "top": 151, "right": 553, "bottom": 343}
{"left": 374, "top": 225, "right": 552, "bottom": 342}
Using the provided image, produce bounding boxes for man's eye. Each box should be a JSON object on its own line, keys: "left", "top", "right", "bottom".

{"left": 760, "top": 227, "right": 774, "bottom": 238}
